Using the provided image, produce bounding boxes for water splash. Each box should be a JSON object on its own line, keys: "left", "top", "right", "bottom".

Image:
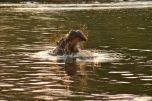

{"left": 30, "top": 49, "right": 122, "bottom": 63}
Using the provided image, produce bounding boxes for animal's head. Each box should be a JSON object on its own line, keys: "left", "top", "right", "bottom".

{"left": 66, "top": 30, "right": 87, "bottom": 45}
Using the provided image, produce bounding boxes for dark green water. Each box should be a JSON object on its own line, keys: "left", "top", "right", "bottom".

{"left": 0, "top": 3, "right": 152, "bottom": 101}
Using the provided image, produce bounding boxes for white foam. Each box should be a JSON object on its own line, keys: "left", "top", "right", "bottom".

{"left": 31, "top": 49, "right": 122, "bottom": 63}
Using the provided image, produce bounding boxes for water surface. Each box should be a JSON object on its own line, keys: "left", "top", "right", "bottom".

{"left": 0, "top": 2, "right": 152, "bottom": 100}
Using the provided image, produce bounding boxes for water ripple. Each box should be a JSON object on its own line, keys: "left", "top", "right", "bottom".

{"left": 0, "top": 4, "right": 152, "bottom": 100}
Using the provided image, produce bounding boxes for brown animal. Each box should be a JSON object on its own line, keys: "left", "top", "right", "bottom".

{"left": 53, "top": 30, "right": 87, "bottom": 55}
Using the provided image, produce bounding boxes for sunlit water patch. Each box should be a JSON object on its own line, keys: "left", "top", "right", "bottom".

{"left": 1, "top": 1, "right": 152, "bottom": 12}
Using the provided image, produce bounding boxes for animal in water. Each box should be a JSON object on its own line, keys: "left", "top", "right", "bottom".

{"left": 52, "top": 30, "right": 87, "bottom": 56}
{"left": 32, "top": 30, "right": 121, "bottom": 63}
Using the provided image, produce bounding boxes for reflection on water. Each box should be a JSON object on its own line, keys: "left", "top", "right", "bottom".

{"left": 1, "top": 1, "right": 152, "bottom": 11}
{"left": 0, "top": 2, "right": 152, "bottom": 100}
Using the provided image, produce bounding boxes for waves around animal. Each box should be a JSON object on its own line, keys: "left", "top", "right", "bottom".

{"left": 30, "top": 49, "right": 122, "bottom": 64}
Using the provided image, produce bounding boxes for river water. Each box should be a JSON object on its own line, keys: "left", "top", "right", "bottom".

{"left": 0, "top": 2, "right": 152, "bottom": 100}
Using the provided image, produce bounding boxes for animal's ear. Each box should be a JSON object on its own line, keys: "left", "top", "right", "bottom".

{"left": 69, "top": 30, "right": 76, "bottom": 34}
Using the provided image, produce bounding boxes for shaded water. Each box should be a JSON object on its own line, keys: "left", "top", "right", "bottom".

{"left": 0, "top": 2, "right": 152, "bottom": 100}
